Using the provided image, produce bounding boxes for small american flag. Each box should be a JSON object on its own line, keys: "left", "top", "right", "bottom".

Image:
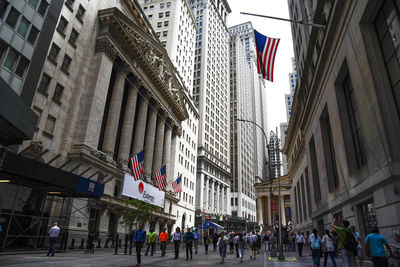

{"left": 254, "top": 30, "right": 280, "bottom": 82}
{"left": 172, "top": 175, "right": 182, "bottom": 194}
{"left": 129, "top": 150, "right": 144, "bottom": 181}
{"left": 155, "top": 165, "right": 167, "bottom": 191}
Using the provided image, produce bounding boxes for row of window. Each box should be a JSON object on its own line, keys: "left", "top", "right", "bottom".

{"left": 0, "top": 43, "right": 30, "bottom": 81}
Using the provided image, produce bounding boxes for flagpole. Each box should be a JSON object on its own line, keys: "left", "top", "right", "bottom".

{"left": 240, "top": 12, "right": 326, "bottom": 29}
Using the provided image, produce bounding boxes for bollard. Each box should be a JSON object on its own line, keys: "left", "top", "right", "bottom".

{"left": 129, "top": 239, "right": 133, "bottom": 255}
{"left": 69, "top": 239, "right": 75, "bottom": 249}
{"left": 79, "top": 238, "right": 85, "bottom": 249}
{"left": 114, "top": 234, "right": 119, "bottom": 255}
{"left": 104, "top": 239, "right": 109, "bottom": 248}
{"left": 118, "top": 238, "right": 122, "bottom": 247}
{"left": 124, "top": 234, "right": 128, "bottom": 255}
{"left": 97, "top": 239, "right": 101, "bottom": 248}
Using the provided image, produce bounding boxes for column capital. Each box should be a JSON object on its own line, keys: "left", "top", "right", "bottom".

{"left": 95, "top": 38, "right": 118, "bottom": 60}
{"left": 117, "top": 62, "right": 131, "bottom": 76}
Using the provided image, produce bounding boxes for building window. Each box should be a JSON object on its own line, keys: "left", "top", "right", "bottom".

{"left": 148, "top": 14, "right": 152, "bottom": 20}
{"left": 15, "top": 56, "right": 29, "bottom": 78}
{"left": 0, "top": 0, "right": 9, "bottom": 19}
{"left": 342, "top": 72, "right": 366, "bottom": 170}
{"left": 65, "top": 0, "right": 74, "bottom": 11}
{"left": 156, "top": 32, "right": 160, "bottom": 37}
{"left": 68, "top": 28, "right": 79, "bottom": 47}
{"left": 38, "top": 0, "right": 49, "bottom": 16}
{"left": 17, "top": 17, "right": 30, "bottom": 38}
{"left": 6, "top": 7, "right": 20, "bottom": 29}
{"left": 166, "top": 11, "right": 170, "bottom": 17}
{"left": 159, "top": 12, "right": 163, "bottom": 18}
{"left": 166, "top": 2, "right": 171, "bottom": 7}
{"left": 375, "top": 0, "right": 400, "bottom": 116}
{"left": 56, "top": 16, "right": 68, "bottom": 37}
{"left": 76, "top": 4, "right": 85, "bottom": 23}
{"left": 61, "top": 54, "right": 72, "bottom": 74}
{"left": 149, "top": 5, "right": 154, "bottom": 10}
{"left": 161, "top": 41, "right": 166, "bottom": 47}
{"left": 52, "top": 83, "right": 64, "bottom": 104}
{"left": 157, "top": 22, "right": 162, "bottom": 28}
{"left": 37, "top": 73, "right": 51, "bottom": 96}
{"left": 163, "top": 31, "right": 168, "bottom": 37}
{"left": 27, "top": 26, "right": 39, "bottom": 45}
{"left": 320, "top": 106, "right": 339, "bottom": 192}
{"left": 3, "top": 49, "right": 18, "bottom": 71}
{"left": 164, "top": 21, "right": 169, "bottom": 26}
{"left": 309, "top": 136, "right": 321, "bottom": 203}
{"left": 32, "top": 106, "right": 42, "bottom": 129}
{"left": 48, "top": 43, "right": 60, "bottom": 65}
{"left": 160, "top": 3, "right": 164, "bottom": 8}
{"left": 43, "top": 115, "right": 56, "bottom": 137}
{"left": 28, "top": 0, "right": 39, "bottom": 9}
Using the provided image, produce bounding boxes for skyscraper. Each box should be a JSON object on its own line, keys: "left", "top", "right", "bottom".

{"left": 138, "top": 0, "right": 199, "bottom": 231}
{"left": 229, "top": 22, "right": 267, "bottom": 223}
{"left": 191, "top": 0, "right": 231, "bottom": 218}
{"left": 285, "top": 57, "right": 297, "bottom": 121}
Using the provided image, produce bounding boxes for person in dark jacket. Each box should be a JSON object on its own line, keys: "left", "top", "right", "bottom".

{"left": 133, "top": 224, "right": 146, "bottom": 266}
{"left": 184, "top": 227, "right": 194, "bottom": 260}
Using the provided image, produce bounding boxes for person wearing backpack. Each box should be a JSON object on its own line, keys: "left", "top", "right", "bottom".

{"left": 331, "top": 217, "right": 356, "bottom": 267}
{"left": 322, "top": 229, "right": 337, "bottom": 267}
{"left": 262, "top": 231, "right": 270, "bottom": 252}
{"left": 309, "top": 228, "right": 322, "bottom": 267}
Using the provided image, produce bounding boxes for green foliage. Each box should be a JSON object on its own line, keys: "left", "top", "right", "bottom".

{"left": 118, "top": 199, "right": 158, "bottom": 229}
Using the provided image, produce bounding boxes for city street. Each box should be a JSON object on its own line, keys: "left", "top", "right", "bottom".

{"left": 0, "top": 246, "right": 376, "bottom": 267}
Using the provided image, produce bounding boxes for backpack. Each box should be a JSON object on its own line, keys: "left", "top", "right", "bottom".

{"left": 311, "top": 235, "right": 320, "bottom": 249}
{"left": 343, "top": 229, "right": 358, "bottom": 255}
{"left": 263, "top": 235, "right": 269, "bottom": 242}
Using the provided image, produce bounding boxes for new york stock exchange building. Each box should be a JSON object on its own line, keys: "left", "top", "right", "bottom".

{"left": 0, "top": 0, "right": 190, "bottom": 251}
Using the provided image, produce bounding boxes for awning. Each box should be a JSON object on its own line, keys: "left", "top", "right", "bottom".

{"left": 199, "top": 220, "right": 224, "bottom": 230}
{"left": 0, "top": 148, "right": 104, "bottom": 198}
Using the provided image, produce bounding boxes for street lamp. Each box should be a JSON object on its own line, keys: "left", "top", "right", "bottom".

{"left": 236, "top": 118, "right": 273, "bottom": 227}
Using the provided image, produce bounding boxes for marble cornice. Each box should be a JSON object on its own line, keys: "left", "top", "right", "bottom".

{"left": 97, "top": 8, "right": 189, "bottom": 126}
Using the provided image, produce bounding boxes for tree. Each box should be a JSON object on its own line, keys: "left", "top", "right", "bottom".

{"left": 118, "top": 199, "right": 159, "bottom": 230}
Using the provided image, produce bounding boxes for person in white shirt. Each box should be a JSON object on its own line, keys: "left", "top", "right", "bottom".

{"left": 47, "top": 222, "right": 60, "bottom": 256}
{"left": 322, "top": 229, "right": 337, "bottom": 267}
{"left": 296, "top": 231, "right": 305, "bottom": 257}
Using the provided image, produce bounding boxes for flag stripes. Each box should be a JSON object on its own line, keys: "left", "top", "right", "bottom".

{"left": 155, "top": 165, "right": 167, "bottom": 191}
{"left": 172, "top": 175, "right": 182, "bottom": 194}
{"left": 129, "top": 149, "right": 144, "bottom": 181}
{"left": 254, "top": 30, "right": 280, "bottom": 82}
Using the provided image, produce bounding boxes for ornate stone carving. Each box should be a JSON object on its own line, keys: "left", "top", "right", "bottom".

{"left": 95, "top": 38, "right": 118, "bottom": 60}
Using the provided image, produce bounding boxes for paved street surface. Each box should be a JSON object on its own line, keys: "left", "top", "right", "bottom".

{"left": 0, "top": 246, "right": 376, "bottom": 267}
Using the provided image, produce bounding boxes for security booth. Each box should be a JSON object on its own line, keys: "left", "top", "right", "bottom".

{"left": 0, "top": 148, "right": 104, "bottom": 251}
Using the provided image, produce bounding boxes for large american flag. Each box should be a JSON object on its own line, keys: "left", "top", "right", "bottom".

{"left": 172, "top": 175, "right": 182, "bottom": 194}
{"left": 129, "top": 149, "right": 144, "bottom": 181}
{"left": 254, "top": 30, "right": 280, "bottom": 82}
{"left": 155, "top": 165, "right": 167, "bottom": 191}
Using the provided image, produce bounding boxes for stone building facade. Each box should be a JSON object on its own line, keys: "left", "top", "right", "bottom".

{"left": 25, "top": 0, "right": 189, "bottom": 245}
{"left": 284, "top": 0, "right": 400, "bottom": 243}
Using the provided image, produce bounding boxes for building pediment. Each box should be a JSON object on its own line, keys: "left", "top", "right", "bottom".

{"left": 97, "top": 7, "right": 188, "bottom": 126}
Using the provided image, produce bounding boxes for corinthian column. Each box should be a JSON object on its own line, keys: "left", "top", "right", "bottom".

{"left": 117, "top": 79, "right": 141, "bottom": 162}
{"left": 131, "top": 94, "right": 149, "bottom": 155}
{"left": 162, "top": 122, "right": 172, "bottom": 175}
{"left": 152, "top": 112, "right": 166, "bottom": 173}
{"left": 143, "top": 102, "right": 158, "bottom": 180}
{"left": 102, "top": 65, "right": 129, "bottom": 155}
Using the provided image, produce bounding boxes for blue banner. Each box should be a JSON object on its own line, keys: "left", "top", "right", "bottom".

{"left": 77, "top": 176, "right": 104, "bottom": 197}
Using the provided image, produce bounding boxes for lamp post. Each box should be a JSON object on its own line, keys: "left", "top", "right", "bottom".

{"left": 236, "top": 118, "right": 273, "bottom": 227}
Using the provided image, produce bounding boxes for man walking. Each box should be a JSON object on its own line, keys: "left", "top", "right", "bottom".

{"left": 193, "top": 229, "right": 200, "bottom": 254}
{"left": 47, "top": 222, "right": 60, "bottom": 256}
{"left": 159, "top": 228, "right": 169, "bottom": 257}
{"left": 144, "top": 228, "right": 156, "bottom": 256}
{"left": 331, "top": 217, "right": 357, "bottom": 267}
{"left": 365, "top": 226, "right": 392, "bottom": 267}
{"left": 296, "top": 231, "right": 305, "bottom": 257}
{"left": 184, "top": 227, "right": 194, "bottom": 260}
{"left": 233, "top": 232, "right": 239, "bottom": 257}
{"left": 133, "top": 224, "right": 146, "bottom": 266}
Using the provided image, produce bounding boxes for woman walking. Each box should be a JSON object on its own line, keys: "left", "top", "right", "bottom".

{"left": 238, "top": 233, "right": 246, "bottom": 263}
{"left": 217, "top": 232, "right": 227, "bottom": 263}
{"left": 171, "top": 227, "right": 182, "bottom": 259}
{"left": 309, "top": 228, "right": 322, "bottom": 267}
{"left": 322, "top": 229, "right": 337, "bottom": 267}
{"left": 204, "top": 233, "right": 211, "bottom": 254}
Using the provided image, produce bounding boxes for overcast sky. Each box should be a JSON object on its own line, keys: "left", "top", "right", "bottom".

{"left": 226, "top": 0, "right": 294, "bottom": 136}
